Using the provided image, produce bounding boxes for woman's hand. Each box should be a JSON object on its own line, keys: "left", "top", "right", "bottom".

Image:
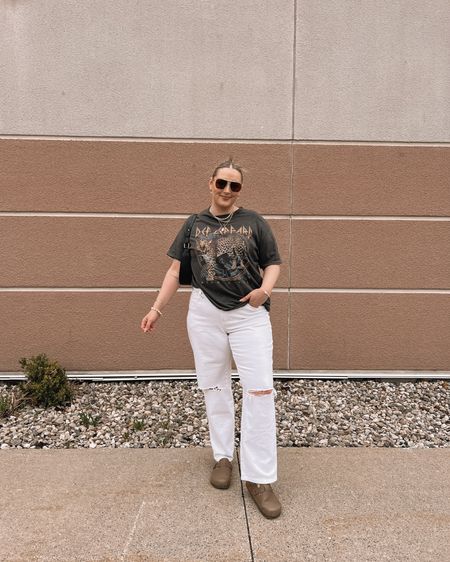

{"left": 239, "top": 288, "right": 269, "bottom": 308}
{"left": 141, "top": 259, "right": 180, "bottom": 333}
{"left": 141, "top": 309, "right": 161, "bottom": 333}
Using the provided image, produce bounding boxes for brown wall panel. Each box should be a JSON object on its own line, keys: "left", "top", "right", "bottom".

{"left": 2, "top": 138, "right": 448, "bottom": 373}
{"left": 0, "top": 139, "right": 291, "bottom": 215}
{"left": 267, "top": 292, "right": 288, "bottom": 370}
{"left": 291, "top": 220, "right": 450, "bottom": 288}
{"left": 264, "top": 219, "right": 289, "bottom": 287}
{"left": 0, "top": 292, "right": 288, "bottom": 373}
{"left": 0, "top": 216, "right": 179, "bottom": 287}
{"left": 293, "top": 145, "right": 450, "bottom": 215}
{"left": 289, "top": 293, "right": 450, "bottom": 370}
{"left": 0, "top": 217, "right": 289, "bottom": 288}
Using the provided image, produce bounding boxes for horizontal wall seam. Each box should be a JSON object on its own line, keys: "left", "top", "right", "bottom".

{"left": 1, "top": 288, "right": 450, "bottom": 294}
{"left": 1, "top": 135, "right": 450, "bottom": 147}
{"left": 1, "top": 213, "right": 450, "bottom": 221}
{"left": 1, "top": 371, "right": 449, "bottom": 381}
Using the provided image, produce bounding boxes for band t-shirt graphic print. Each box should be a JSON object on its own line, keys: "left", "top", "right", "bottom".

{"left": 167, "top": 207, "right": 282, "bottom": 312}
{"left": 195, "top": 224, "right": 250, "bottom": 282}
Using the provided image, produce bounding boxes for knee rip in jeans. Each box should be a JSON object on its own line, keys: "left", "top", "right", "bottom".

{"left": 201, "top": 386, "right": 276, "bottom": 397}
{"left": 247, "top": 388, "right": 276, "bottom": 397}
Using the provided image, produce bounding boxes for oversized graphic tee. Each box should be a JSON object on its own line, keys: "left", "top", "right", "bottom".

{"left": 167, "top": 207, "right": 282, "bottom": 311}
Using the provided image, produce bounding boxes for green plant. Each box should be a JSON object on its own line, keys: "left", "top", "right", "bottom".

{"left": 18, "top": 353, "right": 74, "bottom": 409}
{"left": 0, "top": 388, "right": 27, "bottom": 419}
{"left": 132, "top": 419, "right": 145, "bottom": 431}
{"left": 79, "top": 411, "right": 102, "bottom": 428}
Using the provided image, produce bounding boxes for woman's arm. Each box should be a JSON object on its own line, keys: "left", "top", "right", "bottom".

{"left": 152, "top": 259, "right": 181, "bottom": 312}
{"left": 141, "top": 259, "right": 181, "bottom": 332}
{"left": 261, "top": 264, "right": 281, "bottom": 296}
{"left": 239, "top": 264, "right": 281, "bottom": 307}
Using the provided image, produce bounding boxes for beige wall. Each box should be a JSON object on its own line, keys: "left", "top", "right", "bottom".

{"left": 1, "top": 1, "right": 449, "bottom": 140}
{"left": 1, "top": 1, "right": 449, "bottom": 374}
{"left": 295, "top": 1, "right": 450, "bottom": 141}
{"left": 1, "top": 0, "right": 294, "bottom": 138}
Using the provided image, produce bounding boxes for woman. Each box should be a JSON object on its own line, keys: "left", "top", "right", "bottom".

{"left": 141, "top": 158, "right": 282, "bottom": 519}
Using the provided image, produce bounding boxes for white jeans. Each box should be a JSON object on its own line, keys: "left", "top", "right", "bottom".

{"left": 186, "top": 287, "right": 278, "bottom": 484}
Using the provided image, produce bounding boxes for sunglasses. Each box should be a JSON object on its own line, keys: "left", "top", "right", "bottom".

{"left": 214, "top": 178, "right": 242, "bottom": 192}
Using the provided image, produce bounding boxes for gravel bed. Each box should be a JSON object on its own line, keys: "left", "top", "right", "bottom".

{"left": 0, "top": 379, "right": 449, "bottom": 449}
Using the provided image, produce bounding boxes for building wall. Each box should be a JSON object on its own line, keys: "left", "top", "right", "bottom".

{"left": 1, "top": 1, "right": 449, "bottom": 373}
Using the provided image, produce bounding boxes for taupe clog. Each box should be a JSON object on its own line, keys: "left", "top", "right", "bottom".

{"left": 245, "top": 481, "right": 282, "bottom": 518}
{"left": 210, "top": 458, "right": 232, "bottom": 489}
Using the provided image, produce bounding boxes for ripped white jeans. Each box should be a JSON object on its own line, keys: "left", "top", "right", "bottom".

{"left": 186, "top": 287, "right": 277, "bottom": 484}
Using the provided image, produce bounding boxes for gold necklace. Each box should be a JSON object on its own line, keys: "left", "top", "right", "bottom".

{"left": 209, "top": 206, "right": 237, "bottom": 233}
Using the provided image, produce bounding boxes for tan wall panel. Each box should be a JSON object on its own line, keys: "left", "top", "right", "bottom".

{"left": 0, "top": 216, "right": 179, "bottom": 288}
{"left": 293, "top": 145, "right": 450, "bottom": 216}
{"left": 264, "top": 219, "right": 289, "bottom": 287}
{"left": 295, "top": 1, "right": 450, "bottom": 141}
{"left": 0, "top": 292, "right": 288, "bottom": 372}
{"left": 291, "top": 220, "right": 450, "bottom": 289}
{"left": 1, "top": 1, "right": 294, "bottom": 138}
{"left": 0, "top": 139, "right": 291, "bottom": 215}
{"left": 267, "top": 292, "right": 288, "bottom": 370}
{"left": 290, "top": 294, "right": 450, "bottom": 370}
{"left": 0, "top": 217, "right": 289, "bottom": 288}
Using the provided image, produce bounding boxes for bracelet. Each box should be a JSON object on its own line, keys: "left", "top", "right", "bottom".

{"left": 261, "top": 289, "right": 270, "bottom": 298}
{"left": 151, "top": 306, "right": 163, "bottom": 317}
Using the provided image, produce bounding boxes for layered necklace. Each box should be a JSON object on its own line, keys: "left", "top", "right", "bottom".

{"left": 209, "top": 206, "right": 238, "bottom": 234}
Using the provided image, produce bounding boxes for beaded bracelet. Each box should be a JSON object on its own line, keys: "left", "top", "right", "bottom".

{"left": 151, "top": 306, "right": 163, "bottom": 317}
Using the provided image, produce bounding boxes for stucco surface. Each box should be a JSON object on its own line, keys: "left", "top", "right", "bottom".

{"left": 0, "top": 216, "right": 290, "bottom": 288}
{"left": 1, "top": 448, "right": 449, "bottom": 561}
{"left": 295, "top": 0, "right": 450, "bottom": 141}
{"left": 289, "top": 293, "right": 450, "bottom": 370}
{"left": 0, "top": 138, "right": 292, "bottom": 214}
{"left": 0, "top": 0, "right": 294, "bottom": 138}
{"left": 290, "top": 220, "right": 450, "bottom": 288}
{"left": 3, "top": 1, "right": 449, "bottom": 141}
{"left": 293, "top": 144, "right": 450, "bottom": 216}
{"left": 0, "top": 291, "right": 289, "bottom": 372}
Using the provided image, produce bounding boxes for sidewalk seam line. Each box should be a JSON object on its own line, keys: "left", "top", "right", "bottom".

{"left": 120, "top": 498, "right": 145, "bottom": 561}
{"left": 236, "top": 449, "right": 255, "bottom": 562}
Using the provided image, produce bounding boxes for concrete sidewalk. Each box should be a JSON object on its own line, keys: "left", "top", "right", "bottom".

{"left": 0, "top": 448, "right": 449, "bottom": 562}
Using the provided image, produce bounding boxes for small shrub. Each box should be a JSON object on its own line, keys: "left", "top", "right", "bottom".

{"left": 132, "top": 419, "right": 145, "bottom": 431}
{"left": 0, "top": 387, "right": 28, "bottom": 419}
{"left": 18, "top": 353, "right": 75, "bottom": 410}
{"left": 79, "top": 412, "right": 102, "bottom": 428}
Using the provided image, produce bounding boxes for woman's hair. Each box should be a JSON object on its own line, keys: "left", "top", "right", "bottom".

{"left": 212, "top": 157, "right": 245, "bottom": 182}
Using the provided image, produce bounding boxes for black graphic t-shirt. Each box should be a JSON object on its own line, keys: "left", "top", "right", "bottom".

{"left": 167, "top": 207, "right": 282, "bottom": 311}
